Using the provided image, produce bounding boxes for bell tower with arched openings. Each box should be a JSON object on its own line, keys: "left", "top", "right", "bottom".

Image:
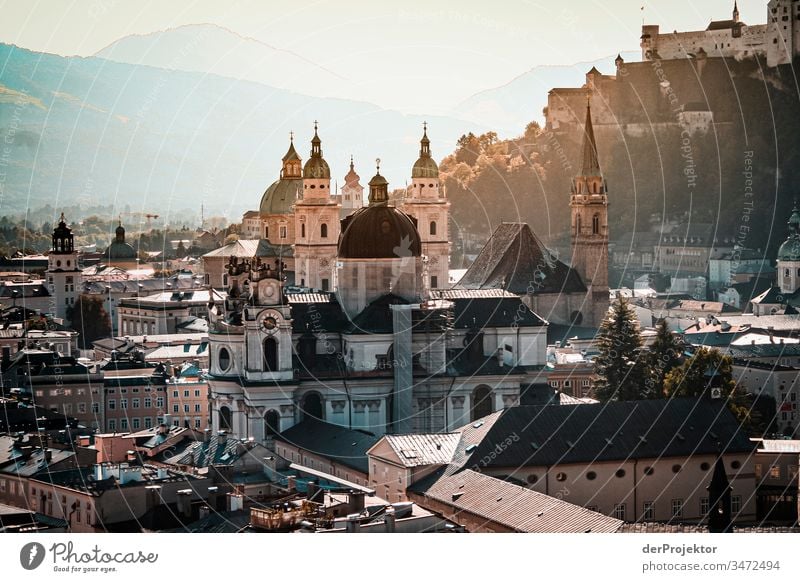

{"left": 570, "top": 98, "right": 609, "bottom": 326}
{"left": 47, "top": 213, "right": 81, "bottom": 322}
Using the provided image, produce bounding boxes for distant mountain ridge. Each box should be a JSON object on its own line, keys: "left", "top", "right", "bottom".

{"left": 0, "top": 42, "right": 487, "bottom": 220}
{"left": 452, "top": 51, "right": 640, "bottom": 134}
{"left": 94, "top": 23, "right": 354, "bottom": 101}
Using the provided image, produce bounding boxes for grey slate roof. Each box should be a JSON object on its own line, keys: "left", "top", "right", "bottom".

{"left": 464, "top": 398, "right": 754, "bottom": 468}
{"left": 457, "top": 223, "right": 586, "bottom": 295}
{"left": 276, "top": 419, "right": 380, "bottom": 474}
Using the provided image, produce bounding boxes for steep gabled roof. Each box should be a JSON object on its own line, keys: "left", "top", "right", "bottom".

{"left": 276, "top": 419, "right": 380, "bottom": 474}
{"left": 457, "top": 223, "right": 586, "bottom": 295}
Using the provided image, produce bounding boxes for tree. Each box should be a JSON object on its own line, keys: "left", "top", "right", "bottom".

{"left": 66, "top": 296, "right": 112, "bottom": 349}
{"left": 663, "top": 347, "right": 755, "bottom": 431}
{"left": 593, "top": 296, "right": 651, "bottom": 401}
{"left": 646, "top": 319, "right": 685, "bottom": 398}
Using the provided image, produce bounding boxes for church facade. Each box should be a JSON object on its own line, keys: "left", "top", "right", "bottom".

{"left": 208, "top": 156, "right": 548, "bottom": 441}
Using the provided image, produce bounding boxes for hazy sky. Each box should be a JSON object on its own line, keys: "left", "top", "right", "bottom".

{"left": 0, "top": 0, "right": 766, "bottom": 112}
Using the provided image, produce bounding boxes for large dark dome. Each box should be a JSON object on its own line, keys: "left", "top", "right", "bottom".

{"left": 338, "top": 204, "right": 421, "bottom": 259}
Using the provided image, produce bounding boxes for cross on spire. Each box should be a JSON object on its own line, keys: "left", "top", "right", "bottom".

{"left": 289, "top": 131, "right": 294, "bottom": 142}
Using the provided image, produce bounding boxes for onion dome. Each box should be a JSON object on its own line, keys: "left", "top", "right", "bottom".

{"left": 778, "top": 202, "right": 800, "bottom": 261}
{"left": 411, "top": 122, "right": 439, "bottom": 179}
{"left": 260, "top": 136, "right": 303, "bottom": 215}
{"left": 338, "top": 160, "right": 421, "bottom": 259}
{"left": 302, "top": 121, "right": 331, "bottom": 179}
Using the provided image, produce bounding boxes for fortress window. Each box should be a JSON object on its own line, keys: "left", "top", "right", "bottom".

{"left": 321, "top": 223, "right": 328, "bottom": 238}
{"left": 592, "top": 214, "right": 600, "bottom": 235}
{"left": 430, "top": 221, "right": 437, "bottom": 236}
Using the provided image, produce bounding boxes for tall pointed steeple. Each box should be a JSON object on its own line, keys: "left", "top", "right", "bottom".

{"left": 706, "top": 456, "right": 733, "bottom": 533}
{"left": 732, "top": 0, "right": 740, "bottom": 23}
{"left": 581, "top": 99, "right": 601, "bottom": 177}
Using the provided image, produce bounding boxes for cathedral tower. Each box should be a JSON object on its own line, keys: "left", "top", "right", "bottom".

{"left": 777, "top": 202, "right": 800, "bottom": 294}
{"left": 294, "top": 122, "right": 341, "bottom": 290}
{"left": 340, "top": 156, "right": 364, "bottom": 217}
{"left": 401, "top": 123, "right": 450, "bottom": 290}
{"left": 570, "top": 101, "right": 610, "bottom": 326}
{"left": 47, "top": 213, "right": 81, "bottom": 322}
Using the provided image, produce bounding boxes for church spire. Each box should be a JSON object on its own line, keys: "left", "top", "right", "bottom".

{"left": 733, "top": 0, "right": 740, "bottom": 23}
{"left": 419, "top": 121, "right": 431, "bottom": 158}
{"left": 581, "top": 98, "right": 601, "bottom": 177}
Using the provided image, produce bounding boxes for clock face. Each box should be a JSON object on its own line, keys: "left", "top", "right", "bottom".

{"left": 262, "top": 316, "right": 277, "bottom": 331}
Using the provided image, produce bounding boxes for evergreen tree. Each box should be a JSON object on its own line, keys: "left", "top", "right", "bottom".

{"left": 646, "top": 318, "right": 685, "bottom": 398}
{"left": 66, "top": 296, "right": 112, "bottom": 349}
{"left": 593, "top": 296, "right": 650, "bottom": 401}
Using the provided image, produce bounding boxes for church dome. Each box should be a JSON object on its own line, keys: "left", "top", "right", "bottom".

{"left": 105, "top": 222, "right": 136, "bottom": 260}
{"left": 411, "top": 125, "right": 439, "bottom": 179}
{"left": 778, "top": 203, "right": 800, "bottom": 261}
{"left": 302, "top": 123, "right": 331, "bottom": 179}
{"left": 338, "top": 166, "right": 421, "bottom": 259}
{"left": 259, "top": 178, "right": 301, "bottom": 216}
{"left": 778, "top": 237, "right": 800, "bottom": 261}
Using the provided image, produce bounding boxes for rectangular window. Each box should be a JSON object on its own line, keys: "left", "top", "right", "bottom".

{"left": 280, "top": 226, "right": 287, "bottom": 239}
{"left": 156, "top": 397, "right": 164, "bottom": 408}
{"left": 769, "top": 465, "right": 781, "bottom": 479}
{"left": 754, "top": 463, "right": 763, "bottom": 479}
{"left": 321, "top": 278, "right": 330, "bottom": 292}
{"left": 108, "top": 400, "right": 116, "bottom": 410}
{"left": 145, "top": 417, "right": 153, "bottom": 429}
{"left": 194, "top": 390, "right": 200, "bottom": 397}
{"left": 120, "top": 418, "right": 128, "bottom": 430}
{"left": 732, "top": 495, "right": 741, "bottom": 514}
{"left": 195, "top": 418, "right": 201, "bottom": 428}
{"left": 184, "top": 390, "right": 190, "bottom": 398}
{"left": 91, "top": 402, "right": 100, "bottom": 413}
{"left": 671, "top": 499, "right": 683, "bottom": 518}
{"left": 108, "top": 419, "right": 116, "bottom": 432}
{"left": 184, "top": 404, "right": 189, "bottom": 413}
{"left": 195, "top": 404, "right": 201, "bottom": 412}
{"left": 132, "top": 398, "right": 140, "bottom": 409}
{"left": 642, "top": 501, "right": 654, "bottom": 521}
{"left": 120, "top": 399, "right": 127, "bottom": 409}
{"left": 173, "top": 404, "right": 179, "bottom": 413}
{"left": 430, "top": 275, "right": 438, "bottom": 289}
{"left": 132, "top": 418, "right": 140, "bottom": 429}
{"left": 700, "top": 497, "right": 710, "bottom": 516}
{"left": 144, "top": 398, "right": 151, "bottom": 408}
{"left": 172, "top": 390, "right": 179, "bottom": 398}
{"left": 613, "top": 503, "right": 626, "bottom": 521}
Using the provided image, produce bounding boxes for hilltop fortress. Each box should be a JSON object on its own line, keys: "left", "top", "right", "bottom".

{"left": 641, "top": 0, "right": 799, "bottom": 67}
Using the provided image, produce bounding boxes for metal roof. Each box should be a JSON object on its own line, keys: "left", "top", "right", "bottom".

{"left": 382, "top": 433, "right": 461, "bottom": 467}
{"left": 411, "top": 468, "right": 622, "bottom": 533}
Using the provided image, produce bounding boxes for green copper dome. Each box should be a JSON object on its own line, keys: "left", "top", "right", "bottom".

{"left": 302, "top": 123, "right": 331, "bottom": 179}
{"left": 260, "top": 178, "right": 301, "bottom": 216}
{"left": 411, "top": 125, "right": 439, "bottom": 179}
{"left": 777, "top": 203, "right": 800, "bottom": 261}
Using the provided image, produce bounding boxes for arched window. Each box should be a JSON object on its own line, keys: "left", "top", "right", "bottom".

{"left": 219, "top": 406, "right": 232, "bottom": 432}
{"left": 301, "top": 392, "right": 323, "bottom": 421}
{"left": 301, "top": 223, "right": 306, "bottom": 238}
{"left": 576, "top": 214, "right": 581, "bottom": 236}
{"left": 592, "top": 214, "right": 600, "bottom": 235}
{"left": 430, "top": 221, "right": 437, "bottom": 236}
{"left": 218, "top": 347, "right": 231, "bottom": 372}
{"left": 471, "top": 385, "right": 493, "bottom": 422}
{"left": 264, "top": 338, "right": 278, "bottom": 371}
{"left": 264, "top": 409, "right": 280, "bottom": 437}
{"left": 320, "top": 223, "right": 328, "bottom": 238}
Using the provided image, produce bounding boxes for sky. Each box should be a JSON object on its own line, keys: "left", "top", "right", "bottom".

{"left": 0, "top": 0, "right": 767, "bottom": 112}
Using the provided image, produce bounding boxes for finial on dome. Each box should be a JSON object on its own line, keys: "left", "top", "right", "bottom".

{"left": 289, "top": 130, "right": 294, "bottom": 143}
{"left": 59, "top": 212, "right": 65, "bottom": 223}
{"left": 350, "top": 154, "right": 354, "bottom": 170}
{"left": 376, "top": 158, "right": 381, "bottom": 173}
